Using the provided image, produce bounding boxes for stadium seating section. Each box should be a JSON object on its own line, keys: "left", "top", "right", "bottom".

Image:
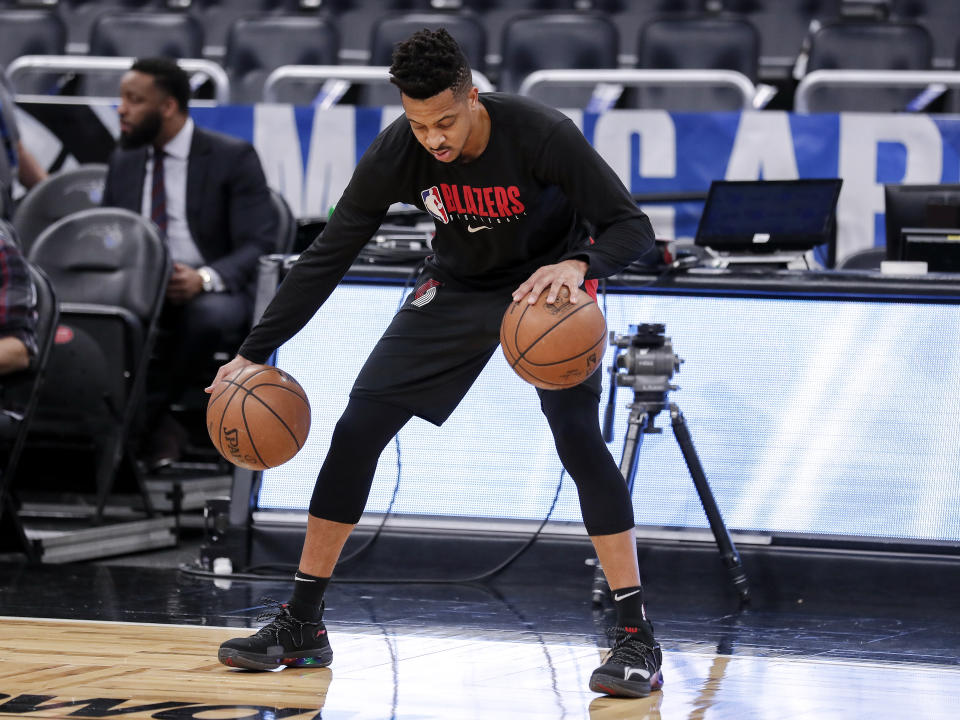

{"left": 0, "top": 0, "right": 957, "bottom": 112}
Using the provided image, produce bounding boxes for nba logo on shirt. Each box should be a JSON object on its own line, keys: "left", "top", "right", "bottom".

{"left": 421, "top": 186, "right": 449, "bottom": 224}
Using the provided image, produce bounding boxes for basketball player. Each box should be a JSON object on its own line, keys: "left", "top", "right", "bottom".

{"left": 209, "top": 29, "right": 662, "bottom": 698}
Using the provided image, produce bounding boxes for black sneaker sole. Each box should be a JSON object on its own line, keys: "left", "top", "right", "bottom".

{"left": 218, "top": 646, "right": 333, "bottom": 671}
{"left": 588, "top": 669, "right": 663, "bottom": 698}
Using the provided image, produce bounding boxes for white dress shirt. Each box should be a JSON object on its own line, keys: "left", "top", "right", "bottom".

{"left": 141, "top": 117, "right": 205, "bottom": 268}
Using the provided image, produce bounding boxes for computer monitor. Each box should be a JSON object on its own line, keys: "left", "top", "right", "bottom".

{"left": 883, "top": 184, "right": 960, "bottom": 261}
{"left": 900, "top": 228, "right": 960, "bottom": 272}
{"left": 694, "top": 179, "right": 842, "bottom": 254}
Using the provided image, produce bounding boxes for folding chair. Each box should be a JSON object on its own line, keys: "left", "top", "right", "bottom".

{"left": 26, "top": 207, "right": 171, "bottom": 521}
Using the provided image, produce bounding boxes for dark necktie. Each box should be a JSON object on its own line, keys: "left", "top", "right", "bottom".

{"left": 150, "top": 149, "right": 168, "bottom": 237}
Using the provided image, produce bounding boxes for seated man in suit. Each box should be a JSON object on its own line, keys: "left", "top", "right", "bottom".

{"left": 102, "top": 57, "right": 277, "bottom": 469}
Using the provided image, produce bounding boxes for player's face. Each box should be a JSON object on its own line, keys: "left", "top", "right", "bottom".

{"left": 402, "top": 87, "right": 481, "bottom": 163}
{"left": 117, "top": 71, "right": 174, "bottom": 149}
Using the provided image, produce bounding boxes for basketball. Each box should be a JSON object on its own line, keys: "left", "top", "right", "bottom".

{"left": 500, "top": 287, "right": 607, "bottom": 390}
{"left": 206, "top": 364, "right": 311, "bottom": 470}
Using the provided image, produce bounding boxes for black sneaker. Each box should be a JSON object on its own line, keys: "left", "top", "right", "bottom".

{"left": 589, "top": 626, "right": 664, "bottom": 698}
{"left": 218, "top": 599, "right": 333, "bottom": 671}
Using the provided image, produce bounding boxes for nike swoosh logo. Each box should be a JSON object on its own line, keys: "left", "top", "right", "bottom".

{"left": 467, "top": 225, "right": 491, "bottom": 232}
{"left": 295, "top": 577, "right": 317, "bottom": 582}
{"left": 613, "top": 589, "right": 641, "bottom": 602}
{"left": 625, "top": 667, "right": 651, "bottom": 680}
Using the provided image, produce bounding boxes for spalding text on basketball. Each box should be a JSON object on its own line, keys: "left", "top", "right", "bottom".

{"left": 222, "top": 427, "right": 258, "bottom": 468}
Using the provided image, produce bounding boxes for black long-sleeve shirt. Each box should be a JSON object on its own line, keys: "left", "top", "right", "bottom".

{"left": 239, "top": 93, "right": 654, "bottom": 363}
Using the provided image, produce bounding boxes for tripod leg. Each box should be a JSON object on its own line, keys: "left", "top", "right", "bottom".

{"left": 618, "top": 408, "right": 648, "bottom": 495}
{"left": 591, "top": 408, "right": 649, "bottom": 605}
{"left": 670, "top": 404, "right": 751, "bottom": 606}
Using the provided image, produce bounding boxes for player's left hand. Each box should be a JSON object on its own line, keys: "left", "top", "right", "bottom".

{"left": 166, "top": 262, "right": 204, "bottom": 304}
{"left": 512, "top": 259, "right": 589, "bottom": 305}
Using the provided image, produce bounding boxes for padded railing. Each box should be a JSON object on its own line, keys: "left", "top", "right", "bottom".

{"left": 795, "top": 69, "right": 960, "bottom": 113}
{"left": 7, "top": 55, "right": 231, "bottom": 104}
{"left": 263, "top": 65, "right": 494, "bottom": 103}
{"left": 517, "top": 69, "right": 757, "bottom": 109}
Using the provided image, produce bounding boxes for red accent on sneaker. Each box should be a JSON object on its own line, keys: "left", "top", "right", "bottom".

{"left": 315, "top": 629, "right": 326, "bottom": 638}
{"left": 624, "top": 626, "right": 639, "bottom": 633}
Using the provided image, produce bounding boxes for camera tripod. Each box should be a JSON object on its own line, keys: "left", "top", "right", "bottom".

{"left": 592, "top": 324, "right": 750, "bottom": 607}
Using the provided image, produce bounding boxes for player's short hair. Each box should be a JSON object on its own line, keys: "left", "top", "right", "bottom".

{"left": 389, "top": 28, "right": 472, "bottom": 100}
{"left": 131, "top": 57, "right": 191, "bottom": 112}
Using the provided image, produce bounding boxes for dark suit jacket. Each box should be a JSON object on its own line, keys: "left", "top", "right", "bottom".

{"left": 102, "top": 126, "right": 277, "bottom": 299}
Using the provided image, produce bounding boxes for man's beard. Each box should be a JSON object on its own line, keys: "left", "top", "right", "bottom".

{"left": 119, "top": 110, "right": 163, "bottom": 149}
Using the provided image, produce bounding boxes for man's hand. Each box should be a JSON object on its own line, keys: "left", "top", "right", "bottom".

{"left": 512, "top": 259, "right": 589, "bottom": 305}
{"left": 167, "top": 262, "right": 204, "bottom": 304}
{"left": 205, "top": 354, "right": 255, "bottom": 394}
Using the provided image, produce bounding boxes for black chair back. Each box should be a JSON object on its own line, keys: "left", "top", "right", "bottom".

{"left": 56, "top": 0, "right": 163, "bottom": 53}
{"left": 720, "top": 0, "right": 841, "bottom": 74}
{"left": 499, "top": 12, "right": 619, "bottom": 109}
{"left": 358, "top": 12, "right": 487, "bottom": 107}
{"left": 189, "top": 0, "right": 294, "bottom": 58}
{"left": 0, "top": 9, "right": 66, "bottom": 95}
{"left": 225, "top": 15, "right": 339, "bottom": 105}
{"left": 30, "top": 207, "right": 168, "bottom": 323}
{"left": 13, "top": 164, "right": 108, "bottom": 255}
{"left": 631, "top": 16, "right": 759, "bottom": 111}
{"left": 82, "top": 12, "right": 205, "bottom": 97}
{"left": 890, "top": 0, "right": 960, "bottom": 69}
{"left": 90, "top": 11, "right": 204, "bottom": 58}
{"left": 804, "top": 21, "right": 933, "bottom": 112}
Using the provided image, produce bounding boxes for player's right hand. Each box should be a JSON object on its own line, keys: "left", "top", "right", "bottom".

{"left": 205, "top": 354, "right": 255, "bottom": 394}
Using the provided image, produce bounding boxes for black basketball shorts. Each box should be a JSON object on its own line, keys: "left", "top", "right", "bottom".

{"left": 350, "top": 271, "right": 603, "bottom": 425}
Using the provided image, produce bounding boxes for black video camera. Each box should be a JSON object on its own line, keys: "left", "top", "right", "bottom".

{"left": 603, "top": 323, "right": 683, "bottom": 439}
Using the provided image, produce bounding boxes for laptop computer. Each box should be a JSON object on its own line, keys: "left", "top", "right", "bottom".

{"left": 695, "top": 179, "right": 843, "bottom": 265}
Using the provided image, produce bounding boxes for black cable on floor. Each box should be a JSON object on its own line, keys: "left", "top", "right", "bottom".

{"left": 178, "top": 467, "right": 566, "bottom": 585}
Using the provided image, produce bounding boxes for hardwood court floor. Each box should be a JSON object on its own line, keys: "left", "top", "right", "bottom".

{"left": 2, "top": 616, "right": 959, "bottom": 720}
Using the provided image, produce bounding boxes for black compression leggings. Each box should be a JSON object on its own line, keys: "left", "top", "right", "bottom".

{"left": 309, "top": 392, "right": 635, "bottom": 536}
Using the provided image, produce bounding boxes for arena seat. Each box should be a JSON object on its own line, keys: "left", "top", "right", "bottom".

{"left": 224, "top": 15, "right": 339, "bottom": 104}
{"left": 13, "top": 164, "right": 108, "bottom": 254}
{"left": 26, "top": 207, "right": 171, "bottom": 520}
{"left": 499, "top": 12, "right": 619, "bottom": 109}
{"left": 802, "top": 20, "right": 933, "bottom": 112}
{"left": 57, "top": 0, "right": 164, "bottom": 54}
{"left": 189, "top": 0, "right": 298, "bottom": 59}
{"left": 628, "top": 15, "right": 759, "bottom": 111}
{"left": 82, "top": 12, "right": 205, "bottom": 97}
{"left": 0, "top": 259, "right": 58, "bottom": 562}
{"left": 89, "top": 11, "right": 204, "bottom": 58}
{"left": 720, "top": 0, "right": 842, "bottom": 78}
{"left": 358, "top": 11, "right": 487, "bottom": 106}
{"left": 0, "top": 9, "right": 66, "bottom": 95}
{"left": 322, "top": 0, "right": 424, "bottom": 65}
{"left": 453, "top": 0, "right": 577, "bottom": 73}
{"left": 890, "top": 0, "right": 960, "bottom": 69}
{"left": 584, "top": 0, "right": 709, "bottom": 67}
